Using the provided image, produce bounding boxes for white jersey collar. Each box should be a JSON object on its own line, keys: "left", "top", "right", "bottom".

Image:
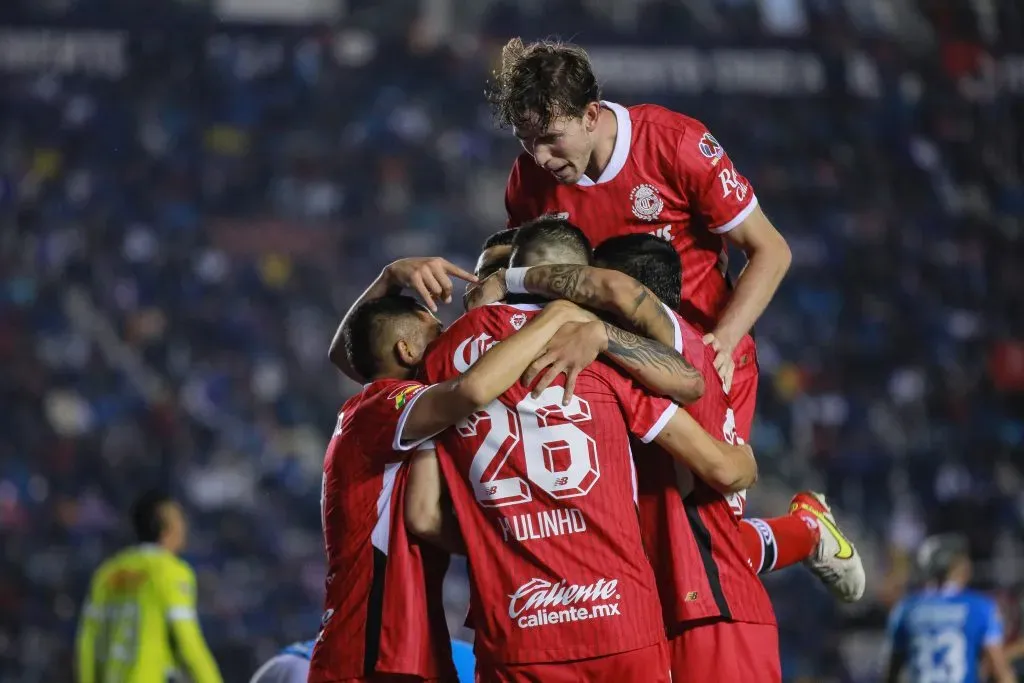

{"left": 487, "top": 301, "right": 545, "bottom": 311}
{"left": 577, "top": 101, "right": 632, "bottom": 187}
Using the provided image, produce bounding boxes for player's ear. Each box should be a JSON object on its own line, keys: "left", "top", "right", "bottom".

{"left": 395, "top": 338, "right": 420, "bottom": 370}
{"left": 583, "top": 102, "right": 601, "bottom": 132}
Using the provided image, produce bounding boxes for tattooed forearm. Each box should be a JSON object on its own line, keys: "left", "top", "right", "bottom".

{"left": 626, "top": 287, "right": 676, "bottom": 342}
{"left": 525, "top": 266, "right": 675, "bottom": 344}
{"left": 524, "top": 265, "right": 603, "bottom": 307}
{"left": 522, "top": 263, "right": 703, "bottom": 402}
{"left": 603, "top": 323, "right": 705, "bottom": 404}
{"left": 604, "top": 324, "right": 697, "bottom": 373}
{"left": 627, "top": 287, "right": 650, "bottom": 319}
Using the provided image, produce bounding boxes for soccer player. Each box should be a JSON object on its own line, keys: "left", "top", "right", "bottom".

{"left": 478, "top": 233, "right": 784, "bottom": 680}
{"left": 75, "top": 491, "right": 222, "bottom": 683}
{"left": 487, "top": 39, "right": 856, "bottom": 592}
{"left": 492, "top": 38, "right": 791, "bottom": 397}
{"left": 411, "top": 219, "right": 757, "bottom": 682}
{"left": 311, "top": 291, "right": 598, "bottom": 682}
{"left": 249, "top": 640, "right": 314, "bottom": 683}
{"left": 884, "top": 534, "right": 1016, "bottom": 683}
{"left": 450, "top": 640, "right": 475, "bottom": 683}
{"left": 328, "top": 257, "right": 481, "bottom": 382}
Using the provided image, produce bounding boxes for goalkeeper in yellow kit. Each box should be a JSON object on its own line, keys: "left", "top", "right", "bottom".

{"left": 76, "top": 490, "right": 223, "bottom": 683}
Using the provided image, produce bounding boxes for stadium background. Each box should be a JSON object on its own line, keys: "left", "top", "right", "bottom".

{"left": 1, "top": 0, "right": 1022, "bottom": 680}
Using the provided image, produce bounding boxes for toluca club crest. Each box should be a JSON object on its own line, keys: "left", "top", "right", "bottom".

{"left": 630, "top": 184, "right": 664, "bottom": 221}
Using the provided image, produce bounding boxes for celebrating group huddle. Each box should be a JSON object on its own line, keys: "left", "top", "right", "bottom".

{"left": 310, "top": 38, "right": 865, "bottom": 683}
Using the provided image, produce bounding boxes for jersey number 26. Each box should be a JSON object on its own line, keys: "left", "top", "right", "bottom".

{"left": 458, "top": 387, "right": 599, "bottom": 507}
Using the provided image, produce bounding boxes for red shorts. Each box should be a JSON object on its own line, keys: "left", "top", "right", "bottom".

{"left": 476, "top": 641, "right": 670, "bottom": 683}
{"left": 669, "top": 619, "right": 780, "bottom": 683}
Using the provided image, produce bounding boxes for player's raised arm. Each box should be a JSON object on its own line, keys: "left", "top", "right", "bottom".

{"left": 650, "top": 407, "right": 757, "bottom": 494}
{"left": 707, "top": 205, "right": 790, "bottom": 386}
{"left": 676, "top": 123, "right": 791, "bottom": 387}
{"left": 396, "top": 299, "right": 596, "bottom": 446}
{"left": 328, "top": 257, "right": 478, "bottom": 382}
{"left": 161, "top": 564, "right": 223, "bottom": 683}
{"left": 405, "top": 448, "right": 465, "bottom": 555}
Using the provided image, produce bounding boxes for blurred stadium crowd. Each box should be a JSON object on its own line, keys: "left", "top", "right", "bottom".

{"left": 1, "top": 0, "right": 1022, "bottom": 680}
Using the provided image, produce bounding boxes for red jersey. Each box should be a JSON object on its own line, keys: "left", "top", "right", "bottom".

{"left": 634, "top": 305, "right": 775, "bottom": 629}
{"left": 310, "top": 379, "right": 455, "bottom": 682}
{"left": 505, "top": 102, "right": 757, "bottom": 335}
{"left": 421, "top": 302, "right": 676, "bottom": 665}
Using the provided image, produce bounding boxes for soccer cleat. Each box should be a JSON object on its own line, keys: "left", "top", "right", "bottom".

{"left": 789, "top": 491, "right": 866, "bottom": 602}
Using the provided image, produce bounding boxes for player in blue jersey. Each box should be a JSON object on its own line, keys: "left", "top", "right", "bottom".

{"left": 884, "top": 534, "right": 1016, "bottom": 683}
{"left": 451, "top": 639, "right": 475, "bottom": 683}
{"left": 249, "top": 639, "right": 475, "bottom": 683}
{"left": 249, "top": 639, "right": 314, "bottom": 683}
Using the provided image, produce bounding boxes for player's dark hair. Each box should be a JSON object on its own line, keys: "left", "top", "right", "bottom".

{"left": 132, "top": 489, "right": 173, "bottom": 543}
{"left": 510, "top": 216, "right": 592, "bottom": 268}
{"left": 481, "top": 228, "right": 518, "bottom": 251}
{"left": 917, "top": 533, "right": 970, "bottom": 582}
{"left": 343, "top": 295, "right": 429, "bottom": 380}
{"left": 593, "top": 235, "right": 682, "bottom": 309}
{"left": 486, "top": 38, "right": 601, "bottom": 132}
{"left": 477, "top": 230, "right": 517, "bottom": 279}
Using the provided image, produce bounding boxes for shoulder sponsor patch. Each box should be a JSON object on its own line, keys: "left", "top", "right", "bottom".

{"left": 388, "top": 383, "right": 425, "bottom": 411}
{"left": 698, "top": 131, "right": 724, "bottom": 165}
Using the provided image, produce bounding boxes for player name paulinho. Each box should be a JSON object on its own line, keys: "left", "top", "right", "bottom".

{"left": 498, "top": 508, "right": 587, "bottom": 543}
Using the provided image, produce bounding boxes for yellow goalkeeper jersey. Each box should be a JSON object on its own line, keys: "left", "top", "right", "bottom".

{"left": 75, "top": 544, "right": 222, "bottom": 683}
